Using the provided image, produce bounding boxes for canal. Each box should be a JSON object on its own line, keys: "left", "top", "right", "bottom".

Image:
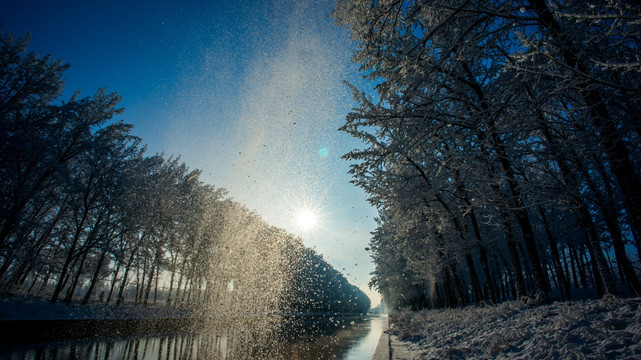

{"left": 0, "top": 315, "right": 387, "bottom": 359}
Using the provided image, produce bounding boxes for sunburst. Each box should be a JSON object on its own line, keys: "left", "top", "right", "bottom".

{"left": 296, "top": 210, "right": 317, "bottom": 231}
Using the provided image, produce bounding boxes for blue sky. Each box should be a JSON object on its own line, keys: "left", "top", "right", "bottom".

{"left": 1, "top": 0, "right": 380, "bottom": 305}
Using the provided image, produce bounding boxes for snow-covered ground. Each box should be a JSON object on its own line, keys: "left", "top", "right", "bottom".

{"left": 0, "top": 293, "right": 193, "bottom": 321}
{"left": 387, "top": 296, "right": 641, "bottom": 359}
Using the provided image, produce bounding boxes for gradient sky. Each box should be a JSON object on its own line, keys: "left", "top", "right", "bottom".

{"left": 1, "top": 0, "right": 381, "bottom": 306}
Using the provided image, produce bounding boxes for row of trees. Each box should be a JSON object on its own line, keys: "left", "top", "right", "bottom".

{"left": 333, "top": 0, "right": 641, "bottom": 309}
{"left": 0, "top": 32, "right": 369, "bottom": 315}
{"left": 289, "top": 247, "right": 370, "bottom": 313}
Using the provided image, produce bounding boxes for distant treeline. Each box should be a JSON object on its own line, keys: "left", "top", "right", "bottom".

{"left": 334, "top": 0, "right": 641, "bottom": 310}
{"left": 289, "top": 248, "right": 370, "bottom": 313}
{"left": 0, "top": 32, "right": 369, "bottom": 315}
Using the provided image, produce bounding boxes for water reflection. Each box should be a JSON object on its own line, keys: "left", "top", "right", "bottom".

{"left": 343, "top": 315, "right": 386, "bottom": 360}
{"left": 0, "top": 315, "right": 386, "bottom": 360}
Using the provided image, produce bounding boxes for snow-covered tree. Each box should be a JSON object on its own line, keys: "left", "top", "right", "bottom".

{"left": 0, "top": 31, "right": 369, "bottom": 314}
{"left": 334, "top": 0, "right": 641, "bottom": 308}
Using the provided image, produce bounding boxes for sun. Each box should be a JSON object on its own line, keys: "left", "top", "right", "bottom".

{"left": 296, "top": 210, "right": 317, "bottom": 231}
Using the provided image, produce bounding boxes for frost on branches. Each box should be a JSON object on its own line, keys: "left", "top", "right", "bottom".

{"left": 333, "top": 0, "right": 641, "bottom": 310}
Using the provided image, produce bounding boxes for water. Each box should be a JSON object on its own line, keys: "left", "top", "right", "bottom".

{"left": 0, "top": 315, "right": 386, "bottom": 360}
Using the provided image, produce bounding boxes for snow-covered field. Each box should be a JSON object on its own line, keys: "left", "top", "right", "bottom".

{"left": 387, "top": 296, "right": 641, "bottom": 359}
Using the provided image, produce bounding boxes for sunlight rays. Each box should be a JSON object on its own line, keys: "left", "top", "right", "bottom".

{"left": 296, "top": 210, "right": 317, "bottom": 231}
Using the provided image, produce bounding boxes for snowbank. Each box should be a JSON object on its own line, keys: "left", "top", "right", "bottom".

{"left": 387, "top": 296, "right": 641, "bottom": 359}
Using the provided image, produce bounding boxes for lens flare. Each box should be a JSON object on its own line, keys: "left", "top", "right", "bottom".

{"left": 318, "top": 147, "right": 330, "bottom": 158}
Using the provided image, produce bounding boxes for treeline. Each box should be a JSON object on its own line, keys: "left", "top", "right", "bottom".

{"left": 0, "top": 32, "right": 369, "bottom": 314}
{"left": 289, "top": 248, "right": 370, "bottom": 313}
{"left": 333, "top": 0, "right": 641, "bottom": 309}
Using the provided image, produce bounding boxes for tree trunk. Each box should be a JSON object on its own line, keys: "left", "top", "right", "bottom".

{"left": 463, "top": 60, "right": 549, "bottom": 299}
{"left": 135, "top": 261, "right": 146, "bottom": 305}
{"left": 530, "top": 0, "right": 641, "bottom": 252}
{"left": 166, "top": 267, "right": 176, "bottom": 306}
{"left": 538, "top": 207, "right": 571, "bottom": 299}
{"left": 64, "top": 250, "right": 89, "bottom": 304}
{"left": 466, "top": 201, "right": 496, "bottom": 303}
{"left": 465, "top": 253, "right": 483, "bottom": 305}
{"left": 492, "top": 134, "right": 550, "bottom": 298}
{"left": 175, "top": 271, "right": 185, "bottom": 306}
{"left": 574, "top": 243, "right": 588, "bottom": 288}
{"left": 116, "top": 247, "right": 138, "bottom": 306}
{"left": 450, "top": 262, "right": 468, "bottom": 307}
{"left": 106, "top": 261, "right": 121, "bottom": 305}
{"left": 50, "top": 206, "right": 90, "bottom": 304}
{"left": 627, "top": 214, "right": 641, "bottom": 263}
{"left": 503, "top": 217, "right": 526, "bottom": 298}
{"left": 548, "top": 263, "right": 559, "bottom": 290}
{"left": 601, "top": 205, "right": 641, "bottom": 296}
{"left": 568, "top": 245, "right": 578, "bottom": 288}
{"left": 143, "top": 252, "right": 160, "bottom": 306}
{"left": 153, "top": 268, "right": 160, "bottom": 305}
{"left": 82, "top": 246, "right": 109, "bottom": 305}
{"left": 577, "top": 203, "right": 617, "bottom": 296}
{"left": 443, "top": 269, "right": 457, "bottom": 308}
{"left": 562, "top": 244, "right": 574, "bottom": 290}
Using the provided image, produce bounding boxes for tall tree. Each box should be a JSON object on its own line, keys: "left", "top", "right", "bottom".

{"left": 334, "top": 0, "right": 641, "bottom": 307}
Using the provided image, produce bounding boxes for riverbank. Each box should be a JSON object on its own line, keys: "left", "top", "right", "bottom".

{"left": 0, "top": 292, "right": 197, "bottom": 321}
{"left": 385, "top": 296, "right": 641, "bottom": 359}
{"left": 371, "top": 320, "right": 390, "bottom": 360}
{"left": 0, "top": 293, "right": 201, "bottom": 345}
